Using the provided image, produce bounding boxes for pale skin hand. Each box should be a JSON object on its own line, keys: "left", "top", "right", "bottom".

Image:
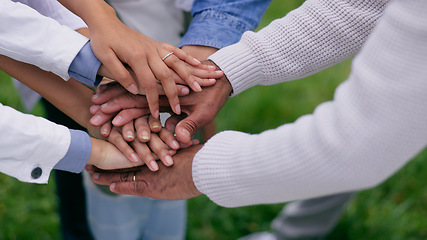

{"left": 58, "top": 0, "right": 222, "bottom": 118}
{"left": 87, "top": 137, "right": 145, "bottom": 170}
{"left": 89, "top": 144, "right": 204, "bottom": 200}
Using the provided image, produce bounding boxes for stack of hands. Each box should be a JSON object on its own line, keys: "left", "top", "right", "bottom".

{"left": 85, "top": 56, "right": 233, "bottom": 200}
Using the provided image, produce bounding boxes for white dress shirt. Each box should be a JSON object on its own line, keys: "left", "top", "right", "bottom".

{"left": 0, "top": 0, "right": 88, "bottom": 80}
{"left": 0, "top": 103, "right": 70, "bottom": 183}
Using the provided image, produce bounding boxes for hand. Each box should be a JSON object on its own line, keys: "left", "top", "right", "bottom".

{"left": 89, "top": 81, "right": 189, "bottom": 127}
{"left": 87, "top": 137, "right": 145, "bottom": 170}
{"left": 91, "top": 60, "right": 233, "bottom": 143}
{"left": 90, "top": 144, "right": 204, "bottom": 200}
{"left": 102, "top": 115, "right": 180, "bottom": 170}
{"left": 83, "top": 4, "right": 222, "bottom": 118}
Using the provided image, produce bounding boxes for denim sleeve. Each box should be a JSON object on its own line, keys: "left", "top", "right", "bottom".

{"left": 180, "top": 0, "right": 272, "bottom": 49}
{"left": 68, "top": 41, "right": 102, "bottom": 86}
{"left": 54, "top": 129, "right": 91, "bottom": 173}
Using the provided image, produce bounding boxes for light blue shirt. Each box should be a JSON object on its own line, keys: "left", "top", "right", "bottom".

{"left": 68, "top": 41, "right": 102, "bottom": 87}
{"left": 54, "top": 129, "right": 91, "bottom": 173}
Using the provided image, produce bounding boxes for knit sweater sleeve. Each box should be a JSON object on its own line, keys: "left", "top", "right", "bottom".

{"left": 209, "top": 0, "right": 389, "bottom": 96}
{"left": 194, "top": 0, "right": 427, "bottom": 207}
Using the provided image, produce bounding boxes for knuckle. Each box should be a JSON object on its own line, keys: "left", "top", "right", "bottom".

{"left": 119, "top": 172, "right": 130, "bottom": 182}
{"left": 129, "top": 50, "right": 146, "bottom": 62}
{"left": 183, "top": 119, "right": 199, "bottom": 135}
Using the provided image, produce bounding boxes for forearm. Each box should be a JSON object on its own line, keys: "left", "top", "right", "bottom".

{"left": 58, "top": 0, "right": 118, "bottom": 30}
{"left": 180, "top": 0, "right": 271, "bottom": 49}
{"left": 15, "top": 0, "right": 87, "bottom": 30}
{"left": 194, "top": 0, "right": 427, "bottom": 207}
{"left": 209, "top": 0, "right": 389, "bottom": 96}
{"left": 0, "top": 103, "right": 71, "bottom": 184}
{"left": 0, "top": 55, "right": 94, "bottom": 129}
{"left": 0, "top": 0, "right": 88, "bottom": 80}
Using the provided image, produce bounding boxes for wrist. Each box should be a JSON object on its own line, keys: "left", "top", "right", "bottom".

{"left": 87, "top": 137, "right": 102, "bottom": 166}
{"left": 204, "top": 60, "right": 233, "bottom": 96}
{"left": 181, "top": 45, "right": 218, "bottom": 61}
{"left": 82, "top": 1, "right": 117, "bottom": 29}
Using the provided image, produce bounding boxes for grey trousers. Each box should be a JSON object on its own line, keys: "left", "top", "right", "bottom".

{"left": 272, "top": 192, "right": 354, "bottom": 239}
{"left": 240, "top": 192, "right": 354, "bottom": 240}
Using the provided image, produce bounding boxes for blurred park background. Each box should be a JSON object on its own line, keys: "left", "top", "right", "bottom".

{"left": 1, "top": 0, "right": 427, "bottom": 239}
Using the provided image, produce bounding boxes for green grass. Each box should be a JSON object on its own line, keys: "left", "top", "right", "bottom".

{"left": 1, "top": 0, "right": 427, "bottom": 239}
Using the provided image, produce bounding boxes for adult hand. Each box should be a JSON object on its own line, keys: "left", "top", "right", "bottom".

{"left": 91, "top": 60, "right": 232, "bottom": 143}
{"left": 59, "top": 0, "right": 221, "bottom": 118}
{"left": 89, "top": 81, "right": 189, "bottom": 127}
{"left": 90, "top": 144, "right": 204, "bottom": 200}
{"left": 87, "top": 137, "right": 145, "bottom": 170}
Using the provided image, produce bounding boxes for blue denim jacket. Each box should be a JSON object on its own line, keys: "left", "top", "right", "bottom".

{"left": 69, "top": 0, "right": 271, "bottom": 87}
{"left": 181, "top": 0, "right": 272, "bottom": 49}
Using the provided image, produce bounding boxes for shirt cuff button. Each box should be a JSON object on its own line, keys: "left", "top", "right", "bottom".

{"left": 31, "top": 167, "right": 42, "bottom": 179}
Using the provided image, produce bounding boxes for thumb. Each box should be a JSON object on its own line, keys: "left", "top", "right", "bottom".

{"left": 175, "top": 109, "right": 214, "bottom": 144}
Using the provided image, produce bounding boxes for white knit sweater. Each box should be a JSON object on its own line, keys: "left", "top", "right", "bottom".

{"left": 197, "top": 0, "right": 427, "bottom": 208}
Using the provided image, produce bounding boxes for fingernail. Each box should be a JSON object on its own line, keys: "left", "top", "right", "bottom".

{"left": 171, "top": 140, "right": 180, "bottom": 149}
{"left": 168, "top": 149, "right": 176, "bottom": 155}
{"left": 154, "top": 110, "right": 159, "bottom": 119}
{"left": 140, "top": 131, "right": 150, "bottom": 141}
{"left": 181, "top": 87, "right": 189, "bottom": 95}
{"left": 175, "top": 104, "right": 181, "bottom": 115}
{"left": 128, "top": 84, "right": 139, "bottom": 94}
{"left": 110, "top": 183, "right": 116, "bottom": 190}
{"left": 165, "top": 155, "right": 174, "bottom": 166}
{"left": 101, "top": 129, "right": 109, "bottom": 135}
{"left": 215, "top": 70, "right": 223, "bottom": 74}
{"left": 182, "top": 128, "right": 190, "bottom": 138}
{"left": 90, "top": 115, "right": 102, "bottom": 125}
{"left": 152, "top": 123, "right": 161, "bottom": 131}
{"left": 209, "top": 78, "right": 216, "bottom": 83}
{"left": 130, "top": 153, "right": 139, "bottom": 162}
{"left": 93, "top": 173, "right": 100, "bottom": 179}
{"left": 193, "top": 58, "right": 201, "bottom": 64}
{"left": 127, "top": 131, "right": 134, "bottom": 140}
{"left": 150, "top": 161, "right": 159, "bottom": 171}
{"left": 101, "top": 102, "right": 108, "bottom": 109}
{"left": 90, "top": 105, "right": 100, "bottom": 114}
{"left": 92, "top": 94, "right": 99, "bottom": 100}
{"left": 112, "top": 115, "right": 123, "bottom": 125}
{"left": 208, "top": 65, "right": 217, "bottom": 70}
{"left": 193, "top": 82, "right": 202, "bottom": 91}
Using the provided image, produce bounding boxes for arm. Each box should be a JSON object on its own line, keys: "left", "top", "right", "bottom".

{"left": 14, "top": 0, "right": 87, "bottom": 31}
{"left": 0, "top": 0, "right": 88, "bottom": 80}
{"left": 0, "top": 55, "right": 95, "bottom": 131}
{"left": 0, "top": 55, "right": 147, "bottom": 182}
{"left": 0, "top": 103, "right": 145, "bottom": 184}
{"left": 0, "top": 103, "right": 71, "bottom": 184}
{"left": 58, "top": 0, "right": 221, "bottom": 118}
{"left": 209, "top": 0, "right": 390, "bottom": 96}
{"left": 180, "top": 0, "right": 272, "bottom": 49}
{"left": 91, "top": 0, "right": 427, "bottom": 207}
